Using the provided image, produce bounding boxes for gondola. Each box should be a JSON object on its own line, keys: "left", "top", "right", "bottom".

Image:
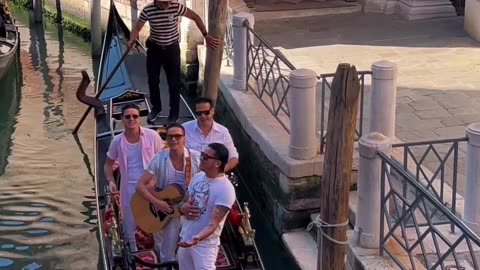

{"left": 79, "top": 1, "right": 265, "bottom": 269}
{"left": 0, "top": 0, "right": 19, "bottom": 80}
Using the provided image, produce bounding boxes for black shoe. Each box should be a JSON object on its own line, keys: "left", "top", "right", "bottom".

{"left": 147, "top": 108, "right": 162, "bottom": 122}
{"left": 166, "top": 113, "right": 179, "bottom": 124}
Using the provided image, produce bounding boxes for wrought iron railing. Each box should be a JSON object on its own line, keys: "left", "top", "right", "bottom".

{"left": 319, "top": 71, "right": 371, "bottom": 153}
{"left": 379, "top": 151, "right": 480, "bottom": 270}
{"left": 391, "top": 137, "right": 467, "bottom": 225}
{"left": 245, "top": 21, "right": 296, "bottom": 133}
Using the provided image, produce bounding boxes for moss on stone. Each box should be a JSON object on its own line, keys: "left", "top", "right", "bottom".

{"left": 9, "top": 0, "right": 91, "bottom": 40}
{"left": 43, "top": 5, "right": 91, "bottom": 40}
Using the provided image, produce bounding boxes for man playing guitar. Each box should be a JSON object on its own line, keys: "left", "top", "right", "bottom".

{"left": 135, "top": 123, "right": 201, "bottom": 262}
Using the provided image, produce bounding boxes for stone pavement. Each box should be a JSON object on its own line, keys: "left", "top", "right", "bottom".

{"left": 254, "top": 13, "right": 480, "bottom": 144}
{"left": 254, "top": 13, "right": 480, "bottom": 196}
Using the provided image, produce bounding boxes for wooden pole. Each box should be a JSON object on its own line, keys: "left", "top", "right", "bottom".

{"left": 55, "top": 0, "right": 62, "bottom": 23}
{"left": 202, "top": 0, "right": 228, "bottom": 103}
{"left": 33, "top": 0, "right": 42, "bottom": 22}
{"left": 91, "top": 0, "right": 102, "bottom": 58}
{"left": 318, "top": 63, "right": 360, "bottom": 270}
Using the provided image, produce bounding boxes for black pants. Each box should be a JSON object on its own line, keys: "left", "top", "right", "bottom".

{"left": 146, "top": 39, "right": 181, "bottom": 116}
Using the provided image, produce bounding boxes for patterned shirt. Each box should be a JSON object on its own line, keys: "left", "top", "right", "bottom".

{"left": 138, "top": 2, "right": 187, "bottom": 45}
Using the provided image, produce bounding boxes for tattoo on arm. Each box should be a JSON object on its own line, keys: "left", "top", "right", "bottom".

{"left": 212, "top": 206, "right": 230, "bottom": 223}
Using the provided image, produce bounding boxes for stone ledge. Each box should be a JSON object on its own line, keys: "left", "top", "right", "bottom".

{"left": 282, "top": 230, "right": 318, "bottom": 270}
{"left": 198, "top": 46, "right": 322, "bottom": 179}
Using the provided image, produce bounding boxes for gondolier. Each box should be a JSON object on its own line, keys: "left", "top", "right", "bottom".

{"left": 128, "top": 0, "right": 219, "bottom": 124}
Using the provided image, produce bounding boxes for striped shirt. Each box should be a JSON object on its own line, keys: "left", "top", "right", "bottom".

{"left": 139, "top": 2, "right": 187, "bottom": 46}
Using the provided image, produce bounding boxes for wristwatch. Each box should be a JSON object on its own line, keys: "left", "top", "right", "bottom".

{"left": 202, "top": 31, "right": 208, "bottom": 37}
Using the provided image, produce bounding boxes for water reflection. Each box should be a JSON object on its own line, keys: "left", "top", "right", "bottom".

{"left": 0, "top": 57, "right": 21, "bottom": 176}
{"left": 0, "top": 6, "right": 99, "bottom": 270}
{"left": 27, "top": 12, "right": 67, "bottom": 141}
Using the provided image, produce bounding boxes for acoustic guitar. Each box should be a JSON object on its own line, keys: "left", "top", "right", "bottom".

{"left": 130, "top": 183, "right": 185, "bottom": 233}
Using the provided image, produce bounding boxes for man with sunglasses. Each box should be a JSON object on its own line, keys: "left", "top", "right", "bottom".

{"left": 104, "top": 104, "right": 164, "bottom": 252}
{"left": 128, "top": 0, "right": 219, "bottom": 124}
{"left": 135, "top": 123, "right": 201, "bottom": 262}
{"left": 177, "top": 143, "right": 236, "bottom": 270}
{"left": 182, "top": 97, "right": 239, "bottom": 172}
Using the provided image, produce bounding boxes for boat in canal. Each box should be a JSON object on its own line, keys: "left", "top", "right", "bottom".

{"left": 0, "top": 0, "right": 19, "bottom": 80}
{"left": 76, "top": 1, "right": 265, "bottom": 269}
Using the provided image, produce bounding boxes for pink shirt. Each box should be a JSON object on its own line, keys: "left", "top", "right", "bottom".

{"left": 106, "top": 127, "right": 163, "bottom": 207}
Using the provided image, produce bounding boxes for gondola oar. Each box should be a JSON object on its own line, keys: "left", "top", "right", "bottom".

{"left": 72, "top": 46, "right": 133, "bottom": 134}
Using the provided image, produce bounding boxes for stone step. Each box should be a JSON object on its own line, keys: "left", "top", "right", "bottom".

{"left": 253, "top": 2, "right": 361, "bottom": 21}
{"left": 282, "top": 229, "right": 318, "bottom": 270}
{"left": 397, "top": 0, "right": 457, "bottom": 20}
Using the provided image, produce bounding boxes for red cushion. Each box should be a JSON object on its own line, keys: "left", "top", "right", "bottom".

{"left": 135, "top": 227, "right": 154, "bottom": 250}
{"left": 133, "top": 250, "right": 159, "bottom": 270}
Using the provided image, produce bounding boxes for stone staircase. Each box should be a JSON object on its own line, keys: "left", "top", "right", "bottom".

{"left": 397, "top": 0, "right": 458, "bottom": 20}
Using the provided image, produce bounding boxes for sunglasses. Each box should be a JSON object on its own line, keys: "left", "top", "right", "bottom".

{"left": 200, "top": 152, "right": 218, "bottom": 161}
{"left": 124, "top": 114, "right": 139, "bottom": 120}
{"left": 166, "top": 134, "right": 184, "bottom": 141}
{"left": 195, "top": 110, "right": 211, "bottom": 117}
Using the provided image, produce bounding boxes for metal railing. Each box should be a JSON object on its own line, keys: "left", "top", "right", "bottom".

{"left": 391, "top": 137, "right": 467, "bottom": 227}
{"left": 319, "top": 71, "right": 371, "bottom": 153}
{"left": 379, "top": 151, "right": 480, "bottom": 270}
{"left": 245, "top": 21, "right": 296, "bottom": 133}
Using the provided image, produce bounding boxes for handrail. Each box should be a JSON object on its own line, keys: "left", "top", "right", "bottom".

{"left": 379, "top": 151, "right": 480, "bottom": 244}
{"left": 244, "top": 21, "right": 296, "bottom": 71}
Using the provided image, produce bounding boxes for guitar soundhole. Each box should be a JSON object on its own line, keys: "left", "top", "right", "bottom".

{"left": 149, "top": 203, "right": 166, "bottom": 221}
{"left": 148, "top": 202, "right": 174, "bottom": 222}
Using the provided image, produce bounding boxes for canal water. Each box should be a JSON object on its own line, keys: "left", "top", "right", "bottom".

{"left": 0, "top": 6, "right": 299, "bottom": 270}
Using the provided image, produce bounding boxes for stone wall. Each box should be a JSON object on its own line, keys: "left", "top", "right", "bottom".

{"left": 215, "top": 92, "right": 318, "bottom": 233}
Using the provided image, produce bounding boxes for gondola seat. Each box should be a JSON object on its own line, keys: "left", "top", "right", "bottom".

{"left": 132, "top": 250, "right": 160, "bottom": 270}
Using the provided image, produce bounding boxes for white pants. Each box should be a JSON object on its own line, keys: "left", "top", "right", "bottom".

{"left": 152, "top": 217, "right": 181, "bottom": 262}
{"left": 121, "top": 183, "right": 137, "bottom": 252}
{"left": 177, "top": 245, "right": 219, "bottom": 270}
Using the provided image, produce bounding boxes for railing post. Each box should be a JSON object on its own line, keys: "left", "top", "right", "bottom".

{"left": 368, "top": 60, "right": 398, "bottom": 139}
{"left": 355, "top": 132, "right": 391, "bottom": 248}
{"left": 288, "top": 69, "right": 317, "bottom": 159}
{"left": 232, "top": 12, "right": 254, "bottom": 91}
{"left": 464, "top": 122, "right": 480, "bottom": 234}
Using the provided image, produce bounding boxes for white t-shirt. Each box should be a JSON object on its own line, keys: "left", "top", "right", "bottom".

{"left": 179, "top": 172, "right": 236, "bottom": 247}
{"left": 126, "top": 141, "right": 144, "bottom": 184}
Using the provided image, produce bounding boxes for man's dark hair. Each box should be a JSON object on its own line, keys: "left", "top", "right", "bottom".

{"left": 195, "top": 97, "right": 214, "bottom": 108}
{"left": 166, "top": 122, "right": 185, "bottom": 135}
{"left": 121, "top": 104, "right": 140, "bottom": 115}
{"left": 208, "top": 143, "right": 229, "bottom": 172}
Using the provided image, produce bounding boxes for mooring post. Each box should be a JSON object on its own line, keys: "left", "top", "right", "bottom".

{"left": 91, "top": 0, "right": 102, "bottom": 58}
{"left": 318, "top": 63, "right": 360, "bottom": 270}
{"left": 33, "top": 0, "right": 43, "bottom": 23}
